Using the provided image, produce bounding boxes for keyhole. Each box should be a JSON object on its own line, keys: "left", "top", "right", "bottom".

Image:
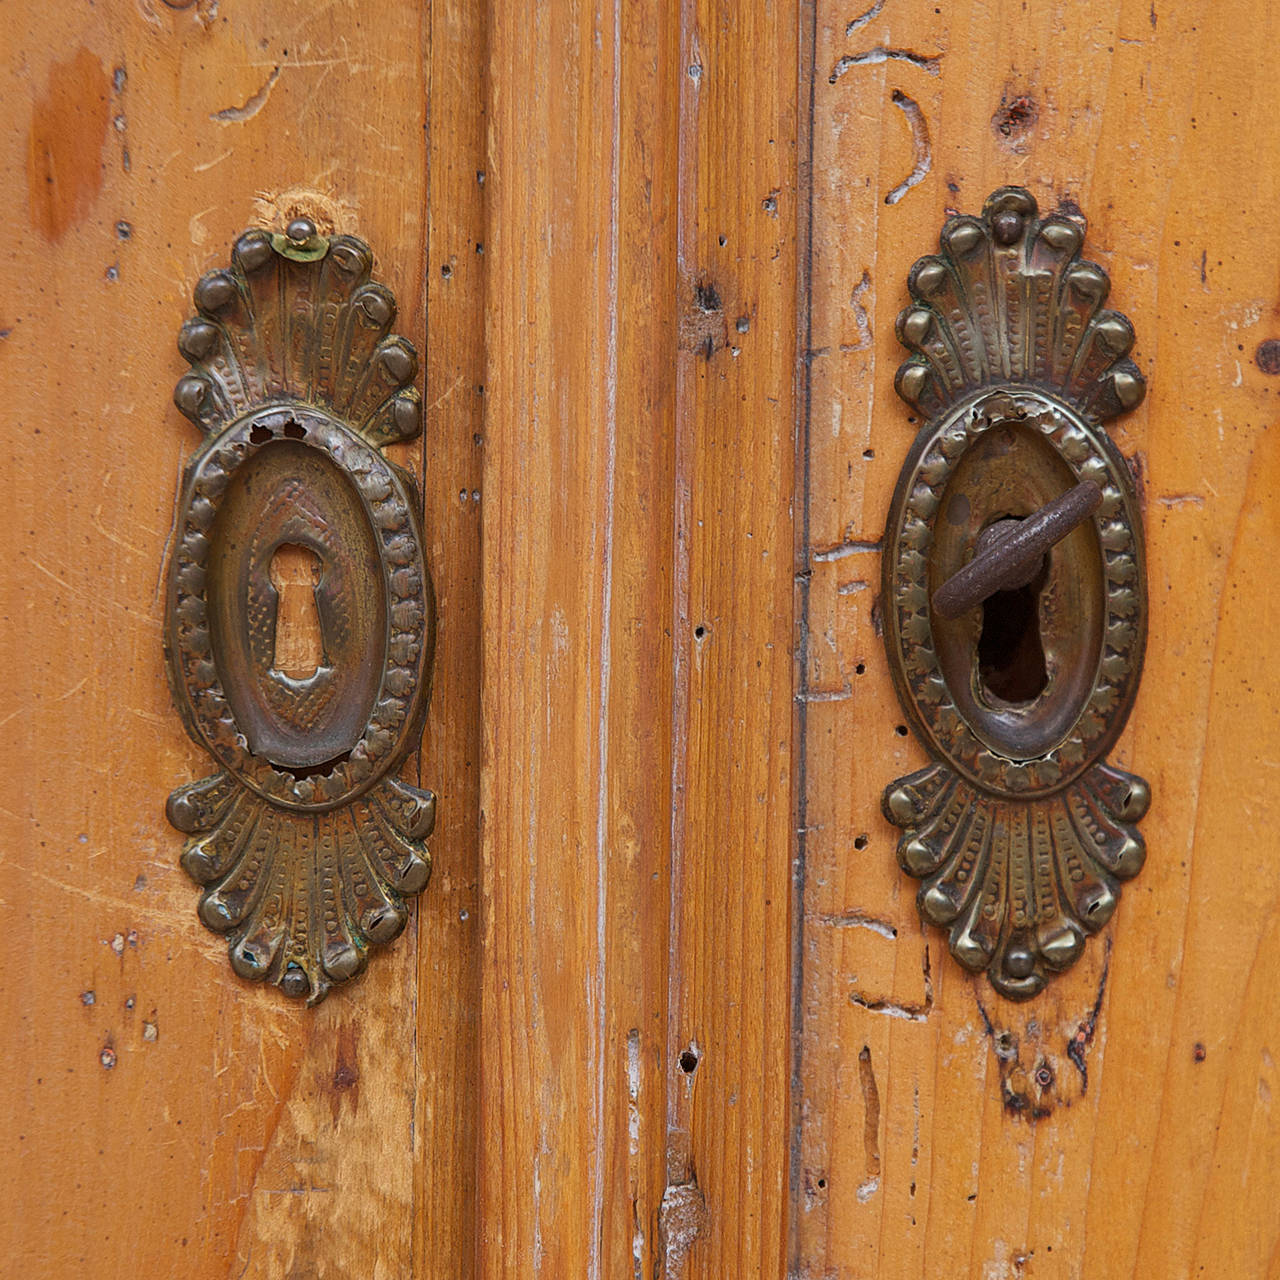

{"left": 268, "top": 543, "right": 324, "bottom": 678}
{"left": 977, "top": 552, "right": 1049, "bottom": 704}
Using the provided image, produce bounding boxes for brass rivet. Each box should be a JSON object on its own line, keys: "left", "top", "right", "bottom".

{"left": 992, "top": 210, "right": 1023, "bottom": 245}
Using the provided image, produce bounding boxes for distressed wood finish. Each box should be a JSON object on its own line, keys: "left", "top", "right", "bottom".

{"left": 415, "top": 3, "right": 487, "bottom": 1276}
{"left": 8, "top": 0, "right": 1280, "bottom": 1275}
{"left": 478, "top": 4, "right": 654, "bottom": 1271}
{"left": 793, "top": 1, "right": 1280, "bottom": 1276}
{"left": 0, "top": 1, "right": 469, "bottom": 1275}
{"left": 669, "top": 3, "right": 800, "bottom": 1275}
{"left": 478, "top": 1, "right": 798, "bottom": 1274}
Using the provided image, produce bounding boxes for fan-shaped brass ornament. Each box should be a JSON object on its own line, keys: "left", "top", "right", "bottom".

{"left": 164, "top": 220, "right": 435, "bottom": 1004}
{"left": 882, "top": 188, "right": 1150, "bottom": 1000}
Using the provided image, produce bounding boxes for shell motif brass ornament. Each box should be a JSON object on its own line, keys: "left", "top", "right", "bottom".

{"left": 882, "top": 188, "right": 1150, "bottom": 1000}
{"left": 164, "top": 220, "right": 435, "bottom": 1004}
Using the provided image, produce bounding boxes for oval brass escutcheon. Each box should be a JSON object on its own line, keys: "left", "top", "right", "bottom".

{"left": 168, "top": 403, "right": 430, "bottom": 814}
{"left": 164, "top": 221, "right": 437, "bottom": 1005}
{"left": 207, "top": 427, "right": 387, "bottom": 771}
{"left": 881, "top": 188, "right": 1151, "bottom": 1000}
{"left": 929, "top": 414, "right": 1105, "bottom": 761}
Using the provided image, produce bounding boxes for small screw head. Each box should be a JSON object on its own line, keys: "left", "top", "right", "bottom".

{"left": 286, "top": 217, "right": 317, "bottom": 245}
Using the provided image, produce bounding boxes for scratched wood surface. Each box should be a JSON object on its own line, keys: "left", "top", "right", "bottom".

{"left": 7, "top": 0, "right": 1280, "bottom": 1276}
{"left": 476, "top": 2, "right": 625, "bottom": 1273}
{"left": 793, "top": 0, "right": 1280, "bottom": 1276}
{"left": 416, "top": 1, "right": 485, "bottom": 1274}
{"left": 668, "top": 3, "right": 800, "bottom": 1275}
{"left": 0, "top": 2, "right": 483, "bottom": 1276}
{"left": 477, "top": 1, "right": 798, "bottom": 1275}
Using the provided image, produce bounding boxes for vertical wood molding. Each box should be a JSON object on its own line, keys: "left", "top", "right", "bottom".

{"left": 417, "top": 2, "right": 488, "bottom": 1276}
{"left": 479, "top": 3, "right": 676, "bottom": 1274}
{"left": 599, "top": 7, "right": 683, "bottom": 1277}
{"left": 667, "top": 3, "right": 801, "bottom": 1277}
{"left": 479, "top": 2, "right": 800, "bottom": 1275}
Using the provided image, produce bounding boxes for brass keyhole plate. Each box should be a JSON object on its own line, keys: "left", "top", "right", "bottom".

{"left": 164, "top": 223, "right": 436, "bottom": 1005}
{"left": 880, "top": 188, "right": 1151, "bottom": 1000}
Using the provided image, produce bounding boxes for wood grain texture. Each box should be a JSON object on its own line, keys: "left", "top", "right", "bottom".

{"left": 8, "top": 0, "right": 1280, "bottom": 1275}
{"left": 416, "top": 2, "right": 486, "bottom": 1275}
{"left": 792, "top": 1, "right": 1280, "bottom": 1276}
{"left": 0, "top": 2, "right": 465, "bottom": 1275}
{"left": 477, "top": 4, "right": 678, "bottom": 1273}
{"left": 478, "top": 1, "right": 799, "bottom": 1274}
{"left": 602, "top": 7, "right": 682, "bottom": 1276}
{"left": 669, "top": 2, "right": 800, "bottom": 1276}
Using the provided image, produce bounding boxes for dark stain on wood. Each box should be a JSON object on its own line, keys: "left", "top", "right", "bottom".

{"left": 1066, "top": 954, "right": 1110, "bottom": 1092}
{"left": 991, "top": 89, "right": 1039, "bottom": 148}
{"left": 975, "top": 952, "right": 1110, "bottom": 1123}
{"left": 680, "top": 274, "right": 728, "bottom": 359}
{"left": 27, "top": 49, "right": 112, "bottom": 243}
{"left": 1127, "top": 449, "right": 1148, "bottom": 513}
{"left": 329, "top": 1021, "right": 361, "bottom": 1123}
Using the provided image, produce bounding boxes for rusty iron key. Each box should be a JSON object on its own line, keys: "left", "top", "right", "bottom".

{"left": 932, "top": 479, "right": 1103, "bottom": 620}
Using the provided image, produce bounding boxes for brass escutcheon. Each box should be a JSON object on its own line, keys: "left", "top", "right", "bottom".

{"left": 164, "top": 220, "right": 436, "bottom": 1005}
{"left": 881, "top": 187, "right": 1150, "bottom": 1001}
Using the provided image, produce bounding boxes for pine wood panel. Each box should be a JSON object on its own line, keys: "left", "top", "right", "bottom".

{"left": 477, "top": 1, "right": 799, "bottom": 1274}
{"left": 417, "top": 2, "right": 486, "bottom": 1274}
{"left": 792, "top": 1, "right": 1280, "bottom": 1276}
{"left": 669, "top": 3, "right": 800, "bottom": 1275}
{"left": 476, "top": 4, "right": 679, "bottom": 1273}
{"left": 478, "top": 4, "right": 640, "bottom": 1270}
{"left": 599, "top": 7, "right": 682, "bottom": 1276}
{"left": 0, "top": 2, "right": 479, "bottom": 1275}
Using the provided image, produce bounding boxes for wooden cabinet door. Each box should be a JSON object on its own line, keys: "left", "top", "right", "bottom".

{"left": 4, "top": 4, "right": 482, "bottom": 1274}
{"left": 4, "top": 2, "right": 1280, "bottom": 1278}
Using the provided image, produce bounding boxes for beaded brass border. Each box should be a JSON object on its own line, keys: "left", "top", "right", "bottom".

{"left": 163, "top": 222, "right": 435, "bottom": 1004}
{"left": 881, "top": 189, "right": 1150, "bottom": 1000}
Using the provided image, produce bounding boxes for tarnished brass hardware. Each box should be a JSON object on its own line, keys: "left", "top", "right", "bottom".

{"left": 164, "top": 220, "right": 435, "bottom": 1005}
{"left": 881, "top": 187, "right": 1150, "bottom": 1001}
{"left": 933, "top": 479, "right": 1102, "bottom": 619}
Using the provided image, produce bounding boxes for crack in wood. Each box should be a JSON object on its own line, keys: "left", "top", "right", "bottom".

{"left": 845, "top": 0, "right": 887, "bottom": 37}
